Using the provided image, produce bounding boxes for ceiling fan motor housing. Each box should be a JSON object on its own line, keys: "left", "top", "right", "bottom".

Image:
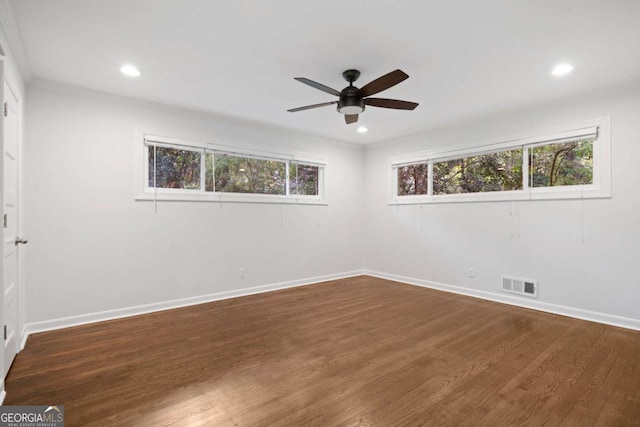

{"left": 338, "top": 86, "right": 365, "bottom": 114}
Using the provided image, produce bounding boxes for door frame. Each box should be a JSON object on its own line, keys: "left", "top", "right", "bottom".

{"left": 0, "top": 42, "right": 25, "bottom": 390}
{"left": 0, "top": 44, "right": 6, "bottom": 400}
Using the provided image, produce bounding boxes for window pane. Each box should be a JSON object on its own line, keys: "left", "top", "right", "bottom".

{"left": 433, "top": 149, "right": 523, "bottom": 195}
{"left": 214, "top": 154, "right": 286, "bottom": 195}
{"left": 529, "top": 139, "right": 593, "bottom": 187}
{"left": 289, "top": 163, "right": 319, "bottom": 196}
{"left": 397, "top": 164, "right": 428, "bottom": 196}
{"left": 205, "top": 153, "right": 214, "bottom": 192}
{"left": 148, "top": 146, "right": 201, "bottom": 189}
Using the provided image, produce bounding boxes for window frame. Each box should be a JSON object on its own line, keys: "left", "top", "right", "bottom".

{"left": 395, "top": 161, "right": 430, "bottom": 197}
{"left": 136, "top": 133, "right": 327, "bottom": 205}
{"left": 145, "top": 143, "right": 206, "bottom": 195}
{"left": 389, "top": 117, "right": 611, "bottom": 204}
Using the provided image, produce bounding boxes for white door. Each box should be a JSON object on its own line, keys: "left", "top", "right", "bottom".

{"left": 3, "top": 80, "right": 21, "bottom": 376}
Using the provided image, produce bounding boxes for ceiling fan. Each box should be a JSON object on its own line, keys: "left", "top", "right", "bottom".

{"left": 287, "top": 69, "right": 419, "bottom": 124}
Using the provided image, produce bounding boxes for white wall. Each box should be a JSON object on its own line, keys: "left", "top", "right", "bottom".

{"left": 363, "top": 82, "right": 640, "bottom": 326}
{"left": 23, "top": 77, "right": 640, "bottom": 332}
{"left": 24, "top": 81, "right": 364, "bottom": 325}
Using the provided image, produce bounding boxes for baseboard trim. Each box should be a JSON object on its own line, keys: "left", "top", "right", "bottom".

{"left": 24, "top": 270, "right": 365, "bottom": 339}
{"left": 19, "top": 324, "right": 28, "bottom": 352}
{"left": 365, "top": 270, "right": 640, "bottom": 331}
{"left": 24, "top": 269, "right": 637, "bottom": 344}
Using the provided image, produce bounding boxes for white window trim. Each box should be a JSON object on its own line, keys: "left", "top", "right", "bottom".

{"left": 389, "top": 117, "right": 611, "bottom": 205}
{"left": 134, "top": 132, "right": 328, "bottom": 205}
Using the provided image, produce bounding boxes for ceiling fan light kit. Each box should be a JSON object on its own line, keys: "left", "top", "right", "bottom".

{"left": 288, "top": 69, "right": 419, "bottom": 125}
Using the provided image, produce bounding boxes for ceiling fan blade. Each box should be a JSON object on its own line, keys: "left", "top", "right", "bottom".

{"left": 358, "top": 69, "right": 409, "bottom": 97}
{"left": 364, "top": 98, "right": 419, "bottom": 110}
{"left": 345, "top": 114, "right": 358, "bottom": 124}
{"left": 294, "top": 77, "right": 341, "bottom": 97}
{"left": 287, "top": 101, "right": 338, "bottom": 112}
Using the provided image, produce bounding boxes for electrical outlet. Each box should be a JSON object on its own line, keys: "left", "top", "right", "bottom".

{"left": 468, "top": 268, "right": 476, "bottom": 278}
{"left": 239, "top": 268, "right": 246, "bottom": 278}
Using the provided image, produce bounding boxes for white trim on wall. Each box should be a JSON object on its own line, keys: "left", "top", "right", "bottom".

{"left": 19, "top": 325, "right": 27, "bottom": 351}
{"left": 365, "top": 270, "right": 640, "bottom": 332}
{"left": 22, "top": 268, "right": 640, "bottom": 352}
{"left": 389, "top": 116, "right": 611, "bottom": 204}
{"left": 22, "top": 270, "right": 365, "bottom": 343}
{"left": 134, "top": 131, "right": 328, "bottom": 205}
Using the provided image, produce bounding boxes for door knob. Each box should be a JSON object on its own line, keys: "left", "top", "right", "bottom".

{"left": 15, "top": 237, "right": 28, "bottom": 245}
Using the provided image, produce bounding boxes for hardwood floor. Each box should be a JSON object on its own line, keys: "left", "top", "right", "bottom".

{"left": 5, "top": 276, "right": 640, "bottom": 426}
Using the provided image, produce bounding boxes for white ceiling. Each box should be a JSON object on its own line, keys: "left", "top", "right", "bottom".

{"left": 8, "top": 0, "right": 640, "bottom": 144}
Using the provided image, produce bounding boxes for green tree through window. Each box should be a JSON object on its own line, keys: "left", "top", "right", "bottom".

{"left": 290, "top": 163, "right": 319, "bottom": 196}
{"left": 397, "top": 164, "right": 428, "bottom": 196}
{"left": 529, "top": 139, "right": 593, "bottom": 187}
{"left": 148, "top": 146, "right": 201, "bottom": 189}
{"left": 214, "top": 154, "right": 286, "bottom": 195}
{"left": 394, "top": 134, "right": 597, "bottom": 199}
{"left": 433, "top": 149, "right": 523, "bottom": 194}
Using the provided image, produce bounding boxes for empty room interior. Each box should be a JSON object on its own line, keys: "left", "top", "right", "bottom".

{"left": 1, "top": 0, "right": 639, "bottom": 425}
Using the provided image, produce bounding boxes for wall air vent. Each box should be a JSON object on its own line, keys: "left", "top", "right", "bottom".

{"left": 501, "top": 275, "right": 537, "bottom": 298}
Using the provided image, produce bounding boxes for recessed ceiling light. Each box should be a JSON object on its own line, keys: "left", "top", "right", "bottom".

{"left": 357, "top": 126, "right": 368, "bottom": 134}
{"left": 120, "top": 64, "right": 141, "bottom": 77}
{"left": 551, "top": 63, "right": 573, "bottom": 77}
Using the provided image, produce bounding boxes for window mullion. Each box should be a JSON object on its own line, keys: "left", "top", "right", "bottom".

{"left": 200, "top": 151, "right": 206, "bottom": 192}
{"left": 427, "top": 161, "right": 433, "bottom": 196}
{"left": 295, "top": 163, "right": 299, "bottom": 200}
{"left": 522, "top": 146, "right": 529, "bottom": 192}
{"left": 285, "top": 162, "right": 291, "bottom": 196}
{"left": 153, "top": 145, "right": 157, "bottom": 190}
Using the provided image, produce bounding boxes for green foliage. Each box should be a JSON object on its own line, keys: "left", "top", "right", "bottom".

{"left": 149, "top": 147, "right": 320, "bottom": 196}
{"left": 205, "top": 153, "right": 214, "bottom": 191}
{"left": 529, "top": 139, "right": 593, "bottom": 187}
{"left": 290, "top": 163, "right": 319, "bottom": 196}
{"left": 395, "top": 139, "right": 594, "bottom": 198}
{"left": 214, "top": 154, "right": 286, "bottom": 195}
{"left": 433, "top": 149, "right": 523, "bottom": 194}
{"left": 148, "top": 146, "right": 200, "bottom": 189}
{"left": 397, "top": 164, "right": 428, "bottom": 196}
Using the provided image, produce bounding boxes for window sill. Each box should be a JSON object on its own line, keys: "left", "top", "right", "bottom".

{"left": 389, "top": 186, "right": 611, "bottom": 205}
{"left": 136, "top": 192, "right": 328, "bottom": 206}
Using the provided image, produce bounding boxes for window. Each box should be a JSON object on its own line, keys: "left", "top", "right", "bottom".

{"left": 529, "top": 138, "right": 593, "bottom": 188}
{"left": 397, "top": 163, "right": 428, "bottom": 196}
{"left": 148, "top": 146, "right": 202, "bottom": 190}
{"left": 391, "top": 118, "right": 610, "bottom": 203}
{"left": 433, "top": 149, "right": 522, "bottom": 195}
{"left": 289, "top": 163, "right": 319, "bottom": 196}
{"left": 140, "top": 135, "right": 325, "bottom": 203}
{"left": 214, "top": 154, "right": 287, "bottom": 195}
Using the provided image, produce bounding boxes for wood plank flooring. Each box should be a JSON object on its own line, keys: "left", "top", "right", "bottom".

{"left": 5, "top": 276, "right": 640, "bottom": 426}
